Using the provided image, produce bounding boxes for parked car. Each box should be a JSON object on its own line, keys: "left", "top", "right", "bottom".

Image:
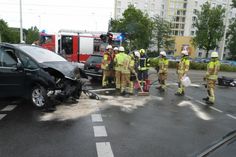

{"left": 0, "top": 43, "right": 86, "bottom": 108}
{"left": 84, "top": 54, "right": 103, "bottom": 79}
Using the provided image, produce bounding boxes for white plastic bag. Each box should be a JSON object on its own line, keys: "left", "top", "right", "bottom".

{"left": 181, "top": 75, "right": 191, "bottom": 87}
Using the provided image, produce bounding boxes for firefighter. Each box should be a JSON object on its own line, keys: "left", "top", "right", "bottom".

{"left": 101, "top": 45, "right": 113, "bottom": 88}
{"left": 114, "top": 46, "right": 125, "bottom": 91}
{"left": 138, "top": 49, "right": 150, "bottom": 83}
{"left": 129, "top": 52, "right": 136, "bottom": 94}
{"left": 157, "top": 51, "right": 169, "bottom": 92}
{"left": 203, "top": 52, "right": 220, "bottom": 105}
{"left": 175, "top": 50, "right": 190, "bottom": 96}
{"left": 119, "top": 47, "right": 131, "bottom": 95}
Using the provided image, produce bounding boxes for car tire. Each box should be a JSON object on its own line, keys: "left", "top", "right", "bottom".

{"left": 31, "top": 85, "right": 48, "bottom": 108}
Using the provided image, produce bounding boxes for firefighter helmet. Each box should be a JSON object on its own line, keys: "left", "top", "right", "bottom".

{"left": 181, "top": 50, "right": 188, "bottom": 56}
{"left": 106, "top": 45, "right": 112, "bottom": 50}
{"left": 211, "top": 52, "right": 219, "bottom": 58}
{"left": 139, "top": 49, "right": 145, "bottom": 54}
{"left": 134, "top": 51, "right": 140, "bottom": 58}
{"left": 160, "top": 51, "right": 167, "bottom": 57}
{"left": 113, "top": 47, "right": 118, "bottom": 51}
{"left": 118, "top": 46, "right": 125, "bottom": 52}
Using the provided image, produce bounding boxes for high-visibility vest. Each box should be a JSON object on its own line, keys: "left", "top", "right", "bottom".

{"left": 101, "top": 51, "right": 112, "bottom": 70}
{"left": 206, "top": 60, "right": 220, "bottom": 80}
{"left": 129, "top": 55, "right": 135, "bottom": 73}
{"left": 178, "top": 57, "right": 190, "bottom": 74}
{"left": 138, "top": 56, "right": 150, "bottom": 71}
{"left": 159, "top": 58, "right": 169, "bottom": 74}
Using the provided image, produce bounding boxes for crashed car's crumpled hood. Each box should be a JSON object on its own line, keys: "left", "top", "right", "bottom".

{"left": 40, "top": 61, "right": 79, "bottom": 79}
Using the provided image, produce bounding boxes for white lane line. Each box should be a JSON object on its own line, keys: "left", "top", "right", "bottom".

{"left": 93, "top": 126, "right": 107, "bottom": 137}
{"left": 1, "top": 105, "right": 17, "bottom": 111}
{"left": 0, "top": 114, "right": 7, "bottom": 120}
{"left": 90, "top": 88, "right": 116, "bottom": 92}
{"left": 195, "top": 100, "right": 207, "bottom": 106}
{"left": 96, "top": 142, "right": 114, "bottom": 157}
{"left": 226, "top": 114, "right": 236, "bottom": 120}
{"left": 185, "top": 96, "right": 193, "bottom": 100}
{"left": 210, "top": 106, "right": 223, "bottom": 113}
{"left": 92, "top": 114, "right": 103, "bottom": 122}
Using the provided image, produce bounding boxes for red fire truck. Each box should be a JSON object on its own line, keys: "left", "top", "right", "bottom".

{"left": 39, "top": 30, "right": 121, "bottom": 63}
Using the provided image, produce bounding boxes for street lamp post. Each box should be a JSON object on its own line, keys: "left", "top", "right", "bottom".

{"left": 19, "top": 0, "right": 23, "bottom": 43}
{"left": 220, "top": 0, "right": 230, "bottom": 60}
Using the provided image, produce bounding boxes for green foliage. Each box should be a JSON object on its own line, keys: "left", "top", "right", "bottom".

{"left": 0, "top": 19, "right": 9, "bottom": 42}
{"left": 26, "top": 26, "right": 39, "bottom": 44}
{"left": 109, "top": 5, "right": 153, "bottom": 50}
{"left": 227, "top": 19, "right": 236, "bottom": 58}
{"left": 193, "top": 2, "right": 225, "bottom": 58}
{"left": 152, "top": 15, "right": 175, "bottom": 55}
{"left": 232, "top": 0, "right": 236, "bottom": 8}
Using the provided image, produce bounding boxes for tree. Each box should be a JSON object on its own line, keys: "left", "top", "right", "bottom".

{"left": 109, "top": 5, "right": 153, "bottom": 50}
{"left": 227, "top": 1, "right": 236, "bottom": 59}
{"left": 232, "top": 0, "right": 236, "bottom": 8}
{"left": 152, "top": 15, "right": 174, "bottom": 54}
{"left": 26, "top": 26, "right": 39, "bottom": 44}
{"left": 0, "top": 19, "right": 9, "bottom": 42}
{"left": 193, "top": 2, "right": 225, "bottom": 58}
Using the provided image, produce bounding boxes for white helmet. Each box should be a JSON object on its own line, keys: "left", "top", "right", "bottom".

{"left": 134, "top": 51, "right": 140, "bottom": 58}
{"left": 106, "top": 45, "right": 112, "bottom": 50}
{"left": 181, "top": 50, "right": 188, "bottom": 56}
{"left": 160, "top": 51, "right": 167, "bottom": 57}
{"left": 211, "top": 52, "right": 219, "bottom": 58}
{"left": 113, "top": 47, "right": 118, "bottom": 51}
{"left": 118, "top": 46, "right": 125, "bottom": 52}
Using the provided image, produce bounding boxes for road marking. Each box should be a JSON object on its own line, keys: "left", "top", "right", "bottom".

{"left": 92, "top": 114, "right": 103, "bottom": 122}
{"left": 96, "top": 142, "right": 114, "bottom": 157}
{"left": 210, "top": 106, "right": 223, "bottom": 113}
{"left": 195, "top": 100, "right": 206, "bottom": 106}
{"left": 185, "top": 96, "right": 193, "bottom": 100}
{"left": 1, "top": 105, "right": 17, "bottom": 111}
{"left": 93, "top": 126, "right": 107, "bottom": 137}
{"left": 90, "top": 88, "right": 116, "bottom": 92}
{"left": 0, "top": 114, "right": 7, "bottom": 120}
{"left": 226, "top": 114, "right": 236, "bottom": 120}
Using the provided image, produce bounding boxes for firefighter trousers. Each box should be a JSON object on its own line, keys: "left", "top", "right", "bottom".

{"left": 158, "top": 73, "right": 167, "bottom": 89}
{"left": 207, "top": 79, "right": 216, "bottom": 103}
{"left": 102, "top": 70, "right": 111, "bottom": 87}
{"left": 115, "top": 71, "right": 122, "bottom": 89}
{"left": 177, "top": 74, "right": 185, "bottom": 94}
{"left": 121, "top": 73, "right": 131, "bottom": 93}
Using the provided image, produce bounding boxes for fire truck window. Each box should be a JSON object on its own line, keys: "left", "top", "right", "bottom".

{"left": 94, "top": 45, "right": 100, "bottom": 53}
{"left": 62, "top": 36, "right": 73, "bottom": 55}
{"left": 40, "top": 36, "right": 52, "bottom": 44}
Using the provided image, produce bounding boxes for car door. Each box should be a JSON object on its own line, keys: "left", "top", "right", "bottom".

{"left": 0, "top": 48, "right": 26, "bottom": 97}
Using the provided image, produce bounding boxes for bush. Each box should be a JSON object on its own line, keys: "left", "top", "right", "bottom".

{"left": 150, "top": 60, "right": 236, "bottom": 72}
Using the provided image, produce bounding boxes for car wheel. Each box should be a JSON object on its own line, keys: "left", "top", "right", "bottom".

{"left": 31, "top": 85, "right": 48, "bottom": 108}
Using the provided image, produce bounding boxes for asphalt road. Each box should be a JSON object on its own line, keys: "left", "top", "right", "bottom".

{"left": 0, "top": 69, "right": 235, "bottom": 157}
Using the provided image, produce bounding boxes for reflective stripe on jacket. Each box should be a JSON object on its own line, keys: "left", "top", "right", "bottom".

{"left": 206, "top": 60, "right": 220, "bottom": 80}
{"left": 138, "top": 56, "right": 150, "bottom": 71}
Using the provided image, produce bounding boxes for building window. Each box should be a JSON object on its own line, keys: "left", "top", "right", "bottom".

{"left": 180, "top": 31, "right": 184, "bottom": 36}
{"left": 195, "top": 1, "right": 198, "bottom": 7}
{"left": 183, "top": 3, "right": 187, "bottom": 8}
{"left": 191, "top": 31, "right": 195, "bottom": 36}
{"left": 182, "top": 17, "right": 185, "bottom": 22}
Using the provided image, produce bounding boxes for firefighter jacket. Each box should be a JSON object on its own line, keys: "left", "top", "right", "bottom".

{"left": 114, "top": 52, "right": 126, "bottom": 72}
{"left": 177, "top": 57, "right": 190, "bottom": 75}
{"left": 138, "top": 55, "right": 150, "bottom": 71}
{"left": 121, "top": 54, "right": 131, "bottom": 74}
{"left": 101, "top": 51, "right": 112, "bottom": 70}
{"left": 129, "top": 55, "right": 135, "bottom": 73}
{"left": 159, "top": 58, "right": 169, "bottom": 74}
{"left": 206, "top": 59, "right": 220, "bottom": 80}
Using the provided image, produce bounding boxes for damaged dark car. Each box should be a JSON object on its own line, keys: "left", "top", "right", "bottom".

{"left": 0, "top": 43, "right": 86, "bottom": 108}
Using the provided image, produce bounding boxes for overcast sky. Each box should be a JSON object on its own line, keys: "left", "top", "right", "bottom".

{"left": 0, "top": 0, "right": 114, "bottom": 33}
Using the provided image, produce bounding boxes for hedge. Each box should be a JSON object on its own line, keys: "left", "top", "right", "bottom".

{"left": 149, "top": 58, "right": 236, "bottom": 72}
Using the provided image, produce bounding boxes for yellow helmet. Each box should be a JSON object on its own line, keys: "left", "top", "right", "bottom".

{"left": 139, "top": 49, "right": 145, "bottom": 54}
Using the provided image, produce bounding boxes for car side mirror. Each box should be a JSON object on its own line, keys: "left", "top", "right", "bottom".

{"left": 16, "top": 62, "right": 24, "bottom": 70}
